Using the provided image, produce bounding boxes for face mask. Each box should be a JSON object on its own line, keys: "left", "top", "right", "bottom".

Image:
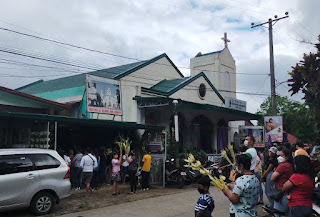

{"left": 277, "top": 156, "right": 285, "bottom": 164}
{"left": 197, "top": 187, "right": 205, "bottom": 194}
{"left": 236, "top": 166, "right": 242, "bottom": 174}
{"left": 244, "top": 140, "right": 249, "bottom": 146}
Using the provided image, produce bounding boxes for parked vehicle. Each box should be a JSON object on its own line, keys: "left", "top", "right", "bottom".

{"left": 165, "top": 158, "right": 186, "bottom": 188}
{"left": 0, "top": 149, "right": 71, "bottom": 215}
{"left": 183, "top": 166, "right": 201, "bottom": 184}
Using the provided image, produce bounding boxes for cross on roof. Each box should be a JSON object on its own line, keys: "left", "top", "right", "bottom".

{"left": 221, "top": 32, "right": 230, "bottom": 48}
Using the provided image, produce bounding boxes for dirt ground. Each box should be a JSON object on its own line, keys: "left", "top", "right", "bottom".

{"left": 3, "top": 183, "right": 195, "bottom": 217}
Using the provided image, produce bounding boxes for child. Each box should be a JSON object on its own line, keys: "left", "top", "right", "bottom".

{"left": 195, "top": 177, "right": 215, "bottom": 217}
{"left": 111, "top": 152, "right": 122, "bottom": 195}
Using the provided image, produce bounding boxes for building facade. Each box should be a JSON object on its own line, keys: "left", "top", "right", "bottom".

{"left": 16, "top": 48, "right": 258, "bottom": 153}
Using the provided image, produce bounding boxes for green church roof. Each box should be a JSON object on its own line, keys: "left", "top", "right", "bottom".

{"left": 17, "top": 61, "right": 146, "bottom": 94}
{"left": 149, "top": 77, "right": 189, "bottom": 93}
{"left": 142, "top": 72, "right": 225, "bottom": 103}
{"left": 17, "top": 53, "right": 183, "bottom": 95}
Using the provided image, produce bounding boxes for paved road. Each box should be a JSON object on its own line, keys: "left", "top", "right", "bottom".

{"left": 60, "top": 187, "right": 268, "bottom": 217}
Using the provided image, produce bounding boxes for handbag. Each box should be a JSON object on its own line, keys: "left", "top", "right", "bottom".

{"left": 269, "top": 188, "right": 283, "bottom": 202}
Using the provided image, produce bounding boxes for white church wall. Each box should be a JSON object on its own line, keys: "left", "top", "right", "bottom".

{"left": 190, "top": 53, "right": 220, "bottom": 90}
{"left": 124, "top": 57, "right": 182, "bottom": 88}
{"left": 219, "top": 49, "right": 236, "bottom": 99}
{"left": 190, "top": 49, "right": 237, "bottom": 101}
{"left": 118, "top": 57, "right": 182, "bottom": 123}
{"left": 170, "top": 76, "right": 223, "bottom": 106}
{"left": 92, "top": 57, "right": 182, "bottom": 123}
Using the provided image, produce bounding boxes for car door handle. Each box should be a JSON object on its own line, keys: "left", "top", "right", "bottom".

{"left": 26, "top": 174, "right": 35, "bottom": 179}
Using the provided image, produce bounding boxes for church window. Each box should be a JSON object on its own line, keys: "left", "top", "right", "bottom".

{"left": 198, "top": 83, "right": 206, "bottom": 99}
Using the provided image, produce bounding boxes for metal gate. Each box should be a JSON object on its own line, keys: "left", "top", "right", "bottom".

{"left": 150, "top": 154, "right": 165, "bottom": 187}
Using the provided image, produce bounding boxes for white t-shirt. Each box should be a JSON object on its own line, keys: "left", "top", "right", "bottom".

{"left": 64, "top": 155, "right": 71, "bottom": 165}
{"left": 80, "top": 154, "right": 98, "bottom": 172}
{"left": 122, "top": 155, "right": 129, "bottom": 167}
{"left": 245, "top": 147, "right": 257, "bottom": 171}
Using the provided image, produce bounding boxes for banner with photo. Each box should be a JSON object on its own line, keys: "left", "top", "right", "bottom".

{"left": 264, "top": 116, "right": 283, "bottom": 142}
{"left": 86, "top": 74, "right": 122, "bottom": 115}
{"left": 239, "top": 126, "right": 265, "bottom": 147}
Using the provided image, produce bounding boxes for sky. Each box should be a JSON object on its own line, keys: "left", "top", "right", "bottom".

{"left": 0, "top": 0, "right": 319, "bottom": 114}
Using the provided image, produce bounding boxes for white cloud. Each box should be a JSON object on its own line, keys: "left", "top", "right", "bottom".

{"left": 0, "top": 0, "right": 318, "bottom": 113}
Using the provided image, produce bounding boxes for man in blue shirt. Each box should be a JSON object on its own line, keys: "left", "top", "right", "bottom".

{"left": 195, "top": 177, "right": 215, "bottom": 217}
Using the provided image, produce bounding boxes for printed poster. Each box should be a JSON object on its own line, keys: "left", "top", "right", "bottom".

{"left": 86, "top": 74, "right": 122, "bottom": 115}
{"left": 264, "top": 116, "right": 283, "bottom": 142}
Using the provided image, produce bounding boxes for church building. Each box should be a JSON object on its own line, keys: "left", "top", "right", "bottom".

{"left": 17, "top": 37, "right": 258, "bottom": 154}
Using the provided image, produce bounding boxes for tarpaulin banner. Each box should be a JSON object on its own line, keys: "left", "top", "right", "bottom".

{"left": 86, "top": 74, "right": 122, "bottom": 115}
{"left": 264, "top": 116, "right": 283, "bottom": 142}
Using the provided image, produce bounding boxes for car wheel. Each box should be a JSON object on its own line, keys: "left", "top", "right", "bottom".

{"left": 30, "top": 192, "right": 55, "bottom": 215}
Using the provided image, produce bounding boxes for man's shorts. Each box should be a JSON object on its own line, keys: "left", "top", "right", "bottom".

{"left": 82, "top": 172, "right": 93, "bottom": 184}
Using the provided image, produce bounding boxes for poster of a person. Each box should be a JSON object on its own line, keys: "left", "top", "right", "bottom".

{"left": 265, "top": 118, "right": 276, "bottom": 132}
{"left": 264, "top": 116, "right": 283, "bottom": 143}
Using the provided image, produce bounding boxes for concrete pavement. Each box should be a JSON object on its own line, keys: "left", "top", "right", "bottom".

{"left": 59, "top": 187, "right": 268, "bottom": 217}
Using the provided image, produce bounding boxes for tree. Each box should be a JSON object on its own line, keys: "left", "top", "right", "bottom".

{"left": 256, "top": 96, "right": 316, "bottom": 143}
{"left": 288, "top": 35, "right": 320, "bottom": 142}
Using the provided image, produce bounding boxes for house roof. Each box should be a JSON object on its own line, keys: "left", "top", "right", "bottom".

{"left": 17, "top": 53, "right": 183, "bottom": 95}
{"left": 0, "top": 86, "right": 70, "bottom": 109}
{"left": 141, "top": 72, "right": 225, "bottom": 103}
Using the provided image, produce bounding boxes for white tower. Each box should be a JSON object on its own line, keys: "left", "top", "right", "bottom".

{"left": 190, "top": 33, "right": 236, "bottom": 99}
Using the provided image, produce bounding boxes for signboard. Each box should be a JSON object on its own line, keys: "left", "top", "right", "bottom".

{"left": 225, "top": 97, "right": 247, "bottom": 112}
{"left": 264, "top": 116, "right": 283, "bottom": 142}
{"left": 86, "top": 74, "right": 122, "bottom": 115}
{"left": 149, "top": 142, "right": 161, "bottom": 153}
{"left": 239, "top": 126, "right": 265, "bottom": 147}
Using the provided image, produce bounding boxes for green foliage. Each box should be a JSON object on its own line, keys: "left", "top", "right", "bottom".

{"left": 180, "top": 150, "right": 207, "bottom": 164}
{"left": 256, "top": 95, "right": 316, "bottom": 142}
{"left": 288, "top": 35, "right": 320, "bottom": 141}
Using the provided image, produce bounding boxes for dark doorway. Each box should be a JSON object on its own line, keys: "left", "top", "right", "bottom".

{"left": 217, "top": 119, "right": 228, "bottom": 153}
{"left": 192, "top": 115, "right": 213, "bottom": 153}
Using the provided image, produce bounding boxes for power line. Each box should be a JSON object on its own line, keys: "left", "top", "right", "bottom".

{"left": 0, "top": 46, "right": 274, "bottom": 95}
{"left": 0, "top": 44, "right": 276, "bottom": 96}
{"left": 0, "top": 47, "right": 98, "bottom": 71}
{"left": 0, "top": 26, "right": 269, "bottom": 76}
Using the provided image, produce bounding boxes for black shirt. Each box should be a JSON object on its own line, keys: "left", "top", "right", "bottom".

{"left": 264, "top": 156, "right": 278, "bottom": 171}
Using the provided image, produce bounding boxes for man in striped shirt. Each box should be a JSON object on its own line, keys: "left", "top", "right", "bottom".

{"left": 195, "top": 177, "right": 215, "bottom": 217}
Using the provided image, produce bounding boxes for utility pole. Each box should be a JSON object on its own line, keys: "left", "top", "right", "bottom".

{"left": 251, "top": 13, "right": 289, "bottom": 116}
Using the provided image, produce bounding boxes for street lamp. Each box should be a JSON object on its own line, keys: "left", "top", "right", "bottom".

{"left": 172, "top": 99, "right": 180, "bottom": 167}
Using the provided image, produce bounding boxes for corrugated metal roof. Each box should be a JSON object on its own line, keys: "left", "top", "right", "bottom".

{"left": 0, "top": 86, "right": 70, "bottom": 109}
{"left": 149, "top": 77, "right": 189, "bottom": 93}
{"left": 18, "top": 61, "right": 146, "bottom": 95}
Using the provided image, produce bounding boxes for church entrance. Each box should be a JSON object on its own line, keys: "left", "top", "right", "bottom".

{"left": 192, "top": 115, "right": 213, "bottom": 153}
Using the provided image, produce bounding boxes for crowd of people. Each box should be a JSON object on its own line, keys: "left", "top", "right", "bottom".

{"left": 58, "top": 146, "right": 152, "bottom": 195}
{"left": 194, "top": 136, "right": 318, "bottom": 217}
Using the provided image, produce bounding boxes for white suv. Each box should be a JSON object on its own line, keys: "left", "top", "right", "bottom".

{"left": 0, "top": 149, "right": 71, "bottom": 215}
